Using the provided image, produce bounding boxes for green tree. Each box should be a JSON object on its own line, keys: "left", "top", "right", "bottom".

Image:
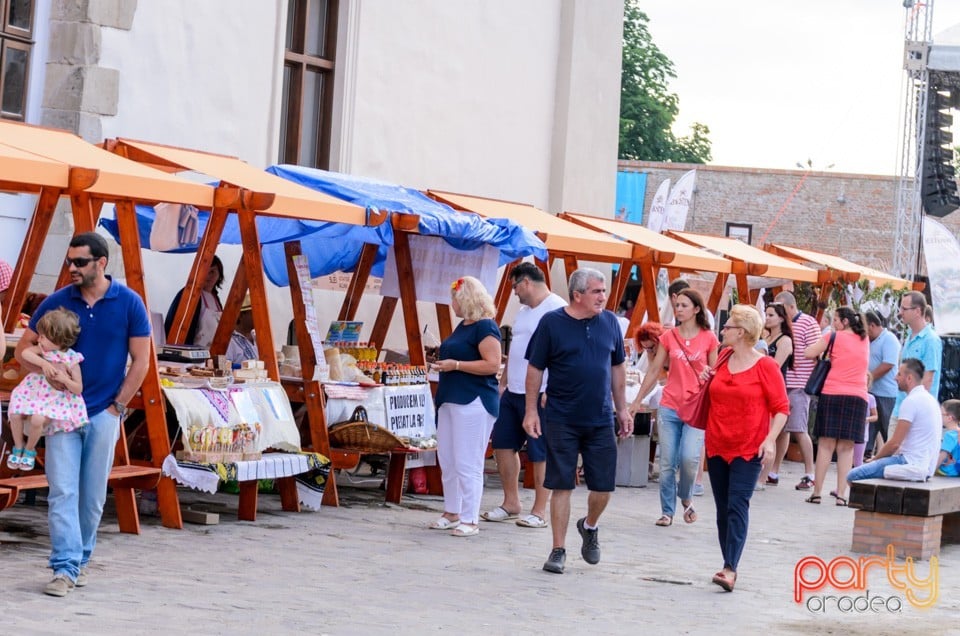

{"left": 619, "top": 3, "right": 711, "bottom": 163}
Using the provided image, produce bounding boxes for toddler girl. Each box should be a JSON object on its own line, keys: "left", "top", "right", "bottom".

{"left": 6, "top": 307, "right": 88, "bottom": 471}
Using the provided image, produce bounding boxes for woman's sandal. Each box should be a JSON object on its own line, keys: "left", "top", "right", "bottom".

{"left": 683, "top": 504, "right": 697, "bottom": 524}
{"left": 805, "top": 495, "right": 821, "bottom": 504}
{"left": 655, "top": 515, "right": 673, "bottom": 527}
{"left": 835, "top": 497, "right": 847, "bottom": 507}
{"left": 19, "top": 449, "right": 37, "bottom": 471}
{"left": 712, "top": 570, "right": 737, "bottom": 592}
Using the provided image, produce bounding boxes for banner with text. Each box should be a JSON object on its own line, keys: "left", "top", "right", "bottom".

{"left": 661, "top": 170, "right": 697, "bottom": 232}
{"left": 922, "top": 216, "right": 960, "bottom": 334}
{"left": 380, "top": 235, "right": 500, "bottom": 303}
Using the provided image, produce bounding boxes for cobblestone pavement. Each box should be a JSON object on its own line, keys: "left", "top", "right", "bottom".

{"left": 1, "top": 460, "right": 957, "bottom": 635}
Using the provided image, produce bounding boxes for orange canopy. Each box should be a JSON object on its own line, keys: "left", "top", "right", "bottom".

{"left": 766, "top": 243, "right": 913, "bottom": 291}
{"left": 112, "top": 138, "right": 378, "bottom": 226}
{"left": 561, "top": 212, "right": 731, "bottom": 273}
{"left": 0, "top": 121, "right": 213, "bottom": 205}
{"left": 668, "top": 231, "right": 820, "bottom": 282}
{"left": 427, "top": 190, "right": 632, "bottom": 261}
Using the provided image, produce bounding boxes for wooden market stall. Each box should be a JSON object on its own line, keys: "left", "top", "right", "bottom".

{"left": 559, "top": 212, "right": 732, "bottom": 336}
{"left": 665, "top": 230, "right": 820, "bottom": 311}
{"left": 764, "top": 244, "right": 918, "bottom": 317}
{"left": 425, "top": 191, "right": 636, "bottom": 321}
{"left": 0, "top": 121, "right": 226, "bottom": 531}
{"left": 105, "top": 138, "right": 389, "bottom": 509}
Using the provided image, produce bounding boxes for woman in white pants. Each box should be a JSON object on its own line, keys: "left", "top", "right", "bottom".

{"left": 430, "top": 276, "right": 502, "bottom": 536}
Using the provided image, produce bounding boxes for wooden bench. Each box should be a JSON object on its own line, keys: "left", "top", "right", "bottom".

{"left": 848, "top": 477, "right": 960, "bottom": 559}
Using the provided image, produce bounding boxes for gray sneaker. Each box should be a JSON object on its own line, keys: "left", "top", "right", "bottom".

{"left": 577, "top": 517, "right": 600, "bottom": 565}
{"left": 542, "top": 548, "right": 566, "bottom": 574}
{"left": 75, "top": 568, "right": 88, "bottom": 588}
{"left": 44, "top": 574, "right": 75, "bottom": 597}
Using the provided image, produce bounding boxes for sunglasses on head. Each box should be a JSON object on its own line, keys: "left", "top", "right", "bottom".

{"left": 65, "top": 256, "right": 97, "bottom": 268}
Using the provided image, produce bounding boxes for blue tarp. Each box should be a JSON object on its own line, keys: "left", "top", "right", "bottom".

{"left": 100, "top": 165, "right": 546, "bottom": 286}
{"left": 615, "top": 170, "right": 647, "bottom": 224}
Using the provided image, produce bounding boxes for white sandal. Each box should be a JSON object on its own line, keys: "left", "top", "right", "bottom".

{"left": 452, "top": 524, "right": 479, "bottom": 537}
{"left": 429, "top": 517, "right": 460, "bottom": 530}
{"left": 481, "top": 506, "right": 518, "bottom": 522}
{"left": 515, "top": 514, "right": 548, "bottom": 528}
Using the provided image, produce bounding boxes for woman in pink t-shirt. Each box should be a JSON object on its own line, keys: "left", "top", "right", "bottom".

{"left": 803, "top": 307, "right": 870, "bottom": 506}
{"left": 632, "top": 289, "right": 718, "bottom": 526}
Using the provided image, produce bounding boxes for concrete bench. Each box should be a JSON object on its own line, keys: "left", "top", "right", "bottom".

{"left": 848, "top": 477, "right": 960, "bottom": 559}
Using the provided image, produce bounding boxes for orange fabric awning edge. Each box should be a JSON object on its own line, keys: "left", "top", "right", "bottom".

{"left": 112, "top": 138, "right": 378, "bottom": 226}
{"left": 766, "top": 243, "right": 913, "bottom": 291}
{"left": 668, "top": 230, "right": 819, "bottom": 282}
{"left": 561, "top": 212, "right": 732, "bottom": 273}
{"left": 0, "top": 121, "right": 214, "bottom": 206}
{"left": 0, "top": 141, "right": 69, "bottom": 190}
{"left": 426, "top": 190, "right": 633, "bottom": 261}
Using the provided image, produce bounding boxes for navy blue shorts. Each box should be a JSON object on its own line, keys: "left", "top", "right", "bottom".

{"left": 542, "top": 419, "right": 617, "bottom": 492}
{"left": 491, "top": 391, "right": 547, "bottom": 462}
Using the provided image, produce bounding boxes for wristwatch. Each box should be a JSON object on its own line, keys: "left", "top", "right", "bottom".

{"left": 112, "top": 401, "right": 128, "bottom": 418}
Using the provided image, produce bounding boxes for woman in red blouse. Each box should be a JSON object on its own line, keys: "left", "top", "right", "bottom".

{"left": 706, "top": 305, "right": 789, "bottom": 592}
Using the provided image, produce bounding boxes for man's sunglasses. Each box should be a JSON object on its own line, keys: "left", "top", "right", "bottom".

{"left": 64, "top": 256, "right": 97, "bottom": 268}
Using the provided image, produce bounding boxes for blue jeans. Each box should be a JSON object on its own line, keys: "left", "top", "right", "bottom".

{"left": 707, "top": 455, "right": 762, "bottom": 572}
{"left": 45, "top": 409, "right": 120, "bottom": 580}
{"left": 846, "top": 455, "right": 907, "bottom": 482}
{"left": 657, "top": 406, "right": 704, "bottom": 517}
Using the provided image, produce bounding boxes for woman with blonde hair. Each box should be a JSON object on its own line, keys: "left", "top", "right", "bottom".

{"left": 429, "top": 276, "right": 502, "bottom": 536}
{"left": 705, "top": 305, "right": 788, "bottom": 591}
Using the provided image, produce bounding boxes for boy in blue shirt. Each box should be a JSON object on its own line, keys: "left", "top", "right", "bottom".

{"left": 937, "top": 399, "right": 960, "bottom": 477}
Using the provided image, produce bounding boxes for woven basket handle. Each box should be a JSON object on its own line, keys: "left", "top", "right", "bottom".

{"left": 350, "top": 406, "right": 368, "bottom": 423}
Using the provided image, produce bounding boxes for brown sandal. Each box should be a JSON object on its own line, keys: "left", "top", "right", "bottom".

{"left": 655, "top": 515, "right": 673, "bottom": 527}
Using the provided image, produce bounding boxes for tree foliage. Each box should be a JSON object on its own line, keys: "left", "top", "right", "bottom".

{"left": 619, "top": 3, "right": 712, "bottom": 163}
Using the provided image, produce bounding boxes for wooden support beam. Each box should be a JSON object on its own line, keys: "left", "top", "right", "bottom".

{"left": 735, "top": 272, "right": 750, "bottom": 305}
{"left": 284, "top": 240, "right": 338, "bottom": 506}
{"left": 608, "top": 261, "right": 630, "bottom": 311}
{"left": 536, "top": 258, "right": 551, "bottom": 288}
{"left": 816, "top": 284, "right": 834, "bottom": 322}
{"left": 370, "top": 296, "right": 398, "bottom": 352}
{"left": 436, "top": 303, "right": 453, "bottom": 340}
{"left": 3, "top": 187, "right": 60, "bottom": 332}
{"left": 237, "top": 208, "right": 279, "bottom": 381}
{"left": 636, "top": 262, "right": 659, "bottom": 330}
{"left": 494, "top": 258, "right": 520, "bottom": 324}
{"left": 166, "top": 206, "right": 229, "bottom": 345}
{"left": 115, "top": 199, "right": 183, "bottom": 530}
{"left": 707, "top": 273, "right": 729, "bottom": 315}
{"left": 393, "top": 230, "right": 425, "bottom": 366}
{"left": 562, "top": 255, "right": 578, "bottom": 281}
{"left": 57, "top": 191, "right": 99, "bottom": 289}
{"left": 213, "top": 263, "right": 249, "bottom": 358}
{"left": 338, "top": 242, "right": 378, "bottom": 320}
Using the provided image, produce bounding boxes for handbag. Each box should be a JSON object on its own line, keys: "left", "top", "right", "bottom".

{"left": 670, "top": 329, "right": 731, "bottom": 430}
{"left": 803, "top": 332, "right": 837, "bottom": 396}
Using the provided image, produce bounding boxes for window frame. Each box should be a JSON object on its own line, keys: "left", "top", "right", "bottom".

{"left": 0, "top": 0, "right": 34, "bottom": 122}
{"left": 281, "top": 0, "right": 339, "bottom": 169}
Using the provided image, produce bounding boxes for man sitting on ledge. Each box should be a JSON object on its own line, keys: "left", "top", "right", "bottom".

{"left": 847, "top": 358, "right": 941, "bottom": 483}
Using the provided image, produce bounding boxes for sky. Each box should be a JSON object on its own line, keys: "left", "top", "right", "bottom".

{"left": 641, "top": 0, "right": 960, "bottom": 176}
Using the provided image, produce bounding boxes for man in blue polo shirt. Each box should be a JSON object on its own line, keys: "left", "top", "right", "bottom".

{"left": 16, "top": 232, "right": 151, "bottom": 597}
{"left": 524, "top": 268, "right": 632, "bottom": 574}
{"left": 892, "top": 292, "right": 942, "bottom": 433}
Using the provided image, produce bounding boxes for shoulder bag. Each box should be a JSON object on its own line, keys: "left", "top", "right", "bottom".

{"left": 803, "top": 331, "right": 837, "bottom": 396}
{"left": 672, "top": 331, "right": 731, "bottom": 430}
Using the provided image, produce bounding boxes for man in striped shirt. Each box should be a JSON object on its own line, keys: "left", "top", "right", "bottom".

{"left": 765, "top": 292, "right": 819, "bottom": 489}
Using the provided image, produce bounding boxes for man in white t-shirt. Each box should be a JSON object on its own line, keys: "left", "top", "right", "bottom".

{"left": 847, "top": 358, "right": 941, "bottom": 483}
{"left": 481, "top": 262, "right": 567, "bottom": 528}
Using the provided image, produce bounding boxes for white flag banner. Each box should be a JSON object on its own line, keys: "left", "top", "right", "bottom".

{"left": 646, "top": 178, "right": 671, "bottom": 233}
{"left": 661, "top": 170, "right": 697, "bottom": 232}
{"left": 922, "top": 216, "right": 960, "bottom": 334}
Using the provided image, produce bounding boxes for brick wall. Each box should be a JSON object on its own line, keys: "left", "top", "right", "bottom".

{"left": 619, "top": 160, "right": 960, "bottom": 275}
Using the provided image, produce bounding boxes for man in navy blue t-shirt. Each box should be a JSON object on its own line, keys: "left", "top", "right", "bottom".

{"left": 524, "top": 268, "right": 632, "bottom": 574}
{"left": 17, "top": 232, "right": 151, "bottom": 597}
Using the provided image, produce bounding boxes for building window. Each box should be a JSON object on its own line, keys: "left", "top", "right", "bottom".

{"left": 725, "top": 222, "right": 753, "bottom": 245}
{"left": 280, "top": 0, "right": 338, "bottom": 169}
{"left": 1, "top": 0, "right": 33, "bottom": 121}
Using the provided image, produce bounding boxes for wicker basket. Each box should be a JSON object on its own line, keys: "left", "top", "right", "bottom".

{"left": 328, "top": 406, "right": 404, "bottom": 453}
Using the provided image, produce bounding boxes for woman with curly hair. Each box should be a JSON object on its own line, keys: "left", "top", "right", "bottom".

{"left": 429, "top": 276, "right": 502, "bottom": 536}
